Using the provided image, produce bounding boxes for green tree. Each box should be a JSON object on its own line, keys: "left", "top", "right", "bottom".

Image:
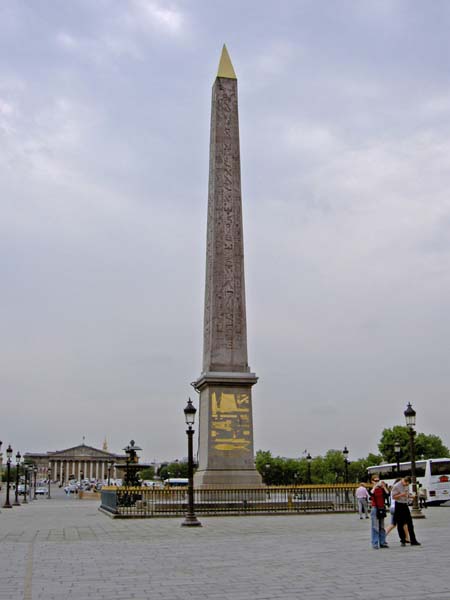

{"left": 255, "top": 451, "right": 305, "bottom": 485}
{"left": 348, "top": 454, "right": 382, "bottom": 483}
{"left": 138, "top": 466, "right": 155, "bottom": 480}
{"left": 323, "top": 450, "right": 346, "bottom": 484}
{"left": 379, "top": 426, "right": 449, "bottom": 463}
{"left": 256, "top": 448, "right": 392, "bottom": 485}
{"left": 158, "top": 461, "right": 189, "bottom": 481}
{"left": 415, "top": 433, "right": 449, "bottom": 459}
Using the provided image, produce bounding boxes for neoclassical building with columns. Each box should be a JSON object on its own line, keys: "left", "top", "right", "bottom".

{"left": 24, "top": 443, "right": 125, "bottom": 483}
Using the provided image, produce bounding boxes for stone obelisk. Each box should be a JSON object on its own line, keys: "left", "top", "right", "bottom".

{"left": 193, "top": 46, "right": 262, "bottom": 488}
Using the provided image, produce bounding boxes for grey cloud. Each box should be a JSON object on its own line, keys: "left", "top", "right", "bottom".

{"left": 1, "top": 0, "right": 450, "bottom": 461}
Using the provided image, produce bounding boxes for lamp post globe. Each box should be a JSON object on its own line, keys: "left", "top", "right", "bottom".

{"left": 404, "top": 403, "right": 425, "bottom": 519}
{"left": 181, "top": 398, "right": 201, "bottom": 527}
{"left": 184, "top": 397, "right": 196, "bottom": 426}
{"left": 13, "top": 451, "right": 21, "bottom": 506}
{"left": 404, "top": 402, "right": 416, "bottom": 428}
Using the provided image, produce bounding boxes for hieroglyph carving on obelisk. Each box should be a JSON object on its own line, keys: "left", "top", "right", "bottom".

{"left": 194, "top": 46, "right": 262, "bottom": 488}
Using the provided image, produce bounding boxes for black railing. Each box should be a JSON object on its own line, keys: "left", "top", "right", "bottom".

{"left": 100, "top": 485, "right": 358, "bottom": 517}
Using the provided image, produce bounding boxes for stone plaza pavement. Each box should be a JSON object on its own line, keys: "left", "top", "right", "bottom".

{"left": 0, "top": 493, "right": 449, "bottom": 600}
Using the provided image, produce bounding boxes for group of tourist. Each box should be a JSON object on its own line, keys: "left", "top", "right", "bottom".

{"left": 355, "top": 477, "right": 422, "bottom": 549}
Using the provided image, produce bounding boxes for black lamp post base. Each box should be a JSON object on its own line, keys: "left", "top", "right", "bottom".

{"left": 411, "top": 508, "right": 426, "bottom": 519}
{"left": 13, "top": 500, "right": 20, "bottom": 506}
{"left": 181, "top": 514, "right": 202, "bottom": 527}
{"left": 3, "top": 503, "right": 13, "bottom": 509}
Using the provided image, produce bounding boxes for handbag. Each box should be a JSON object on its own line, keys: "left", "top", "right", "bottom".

{"left": 377, "top": 507, "right": 387, "bottom": 519}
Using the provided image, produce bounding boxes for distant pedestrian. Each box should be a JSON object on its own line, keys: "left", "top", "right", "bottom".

{"left": 369, "top": 476, "right": 389, "bottom": 549}
{"left": 355, "top": 483, "right": 370, "bottom": 519}
{"left": 392, "top": 476, "right": 421, "bottom": 546}
{"left": 418, "top": 484, "right": 428, "bottom": 509}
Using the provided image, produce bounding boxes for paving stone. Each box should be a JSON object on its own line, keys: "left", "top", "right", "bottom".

{"left": 0, "top": 491, "right": 449, "bottom": 599}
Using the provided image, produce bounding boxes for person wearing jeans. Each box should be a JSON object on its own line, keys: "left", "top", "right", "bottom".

{"left": 369, "top": 476, "right": 389, "bottom": 549}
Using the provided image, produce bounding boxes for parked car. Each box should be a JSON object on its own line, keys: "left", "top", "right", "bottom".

{"left": 35, "top": 487, "right": 48, "bottom": 496}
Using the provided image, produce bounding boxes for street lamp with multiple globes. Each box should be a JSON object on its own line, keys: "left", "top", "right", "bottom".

{"left": 306, "top": 452, "right": 312, "bottom": 484}
{"left": 394, "top": 440, "right": 401, "bottom": 474}
{"left": 181, "top": 398, "right": 201, "bottom": 527}
{"left": 13, "top": 452, "right": 21, "bottom": 506}
{"left": 404, "top": 402, "right": 425, "bottom": 519}
{"left": 3, "top": 445, "right": 13, "bottom": 508}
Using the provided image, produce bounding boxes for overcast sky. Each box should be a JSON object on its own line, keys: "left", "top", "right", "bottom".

{"left": 1, "top": 1, "right": 450, "bottom": 465}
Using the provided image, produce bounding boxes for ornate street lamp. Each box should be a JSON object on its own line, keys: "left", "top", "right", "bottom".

{"left": 404, "top": 402, "right": 425, "bottom": 519}
{"left": 343, "top": 446, "right": 349, "bottom": 484}
{"left": 181, "top": 398, "right": 201, "bottom": 527}
{"left": 47, "top": 462, "right": 52, "bottom": 499}
{"left": 3, "top": 445, "right": 13, "bottom": 508}
{"left": 394, "top": 440, "right": 401, "bottom": 474}
{"left": 306, "top": 452, "right": 312, "bottom": 485}
{"left": 13, "top": 452, "right": 21, "bottom": 506}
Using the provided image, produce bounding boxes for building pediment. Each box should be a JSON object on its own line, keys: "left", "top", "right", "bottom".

{"left": 50, "top": 444, "right": 117, "bottom": 459}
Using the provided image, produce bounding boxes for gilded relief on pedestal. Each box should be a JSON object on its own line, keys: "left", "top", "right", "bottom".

{"left": 211, "top": 392, "right": 251, "bottom": 452}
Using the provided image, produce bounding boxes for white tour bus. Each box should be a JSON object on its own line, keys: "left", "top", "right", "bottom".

{"left": 163, "top": 478, "right": 188, "bottom": 487}
{"left": 367, "top": 457, "right": 450, "bottom": 506}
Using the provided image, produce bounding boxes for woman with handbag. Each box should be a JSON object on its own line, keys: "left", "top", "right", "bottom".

{"left": 369, "top": 476, "right": 389, "bottom": 549}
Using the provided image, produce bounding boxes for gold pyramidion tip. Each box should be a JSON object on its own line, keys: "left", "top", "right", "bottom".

{"left": 217, "top": 44, "right": 237, "bottom": 80}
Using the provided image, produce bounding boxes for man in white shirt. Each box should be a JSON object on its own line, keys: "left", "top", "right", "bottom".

{"left": 391, "top": 476, "right": 421, "bottom": 547}
{"left": 355, "top": 483, "right": 370, "bottom": 519}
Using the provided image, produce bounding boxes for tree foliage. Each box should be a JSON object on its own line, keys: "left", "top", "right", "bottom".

{"left": 378, "top": 426, "right": 449, "bottom": 463}
{"left": 255, "top": 430, "right": 448, "bottom": 486}
{"left": 254, "top": 449, "right": 378, "bottom": 485}
{"left": 138, "top": 466, "right": 155, "bottom": 480}
{"left": 157, "top": 461, "right": 189, "bottom": 481}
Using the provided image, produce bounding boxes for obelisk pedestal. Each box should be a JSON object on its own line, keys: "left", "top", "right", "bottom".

{"left": 194, "top": 46, "right": 262, "bottom": 489}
